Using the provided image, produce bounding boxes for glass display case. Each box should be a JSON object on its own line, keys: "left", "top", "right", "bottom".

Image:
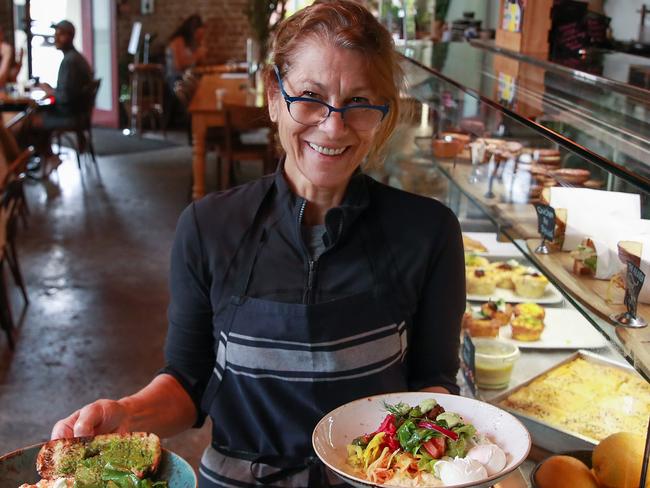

{"left": 373, "top": 42, "right": 650, "bottom": 473}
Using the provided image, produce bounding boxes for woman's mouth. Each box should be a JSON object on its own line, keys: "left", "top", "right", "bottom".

{"left": 307, "top": 142, "right": 348, "bottom": 156}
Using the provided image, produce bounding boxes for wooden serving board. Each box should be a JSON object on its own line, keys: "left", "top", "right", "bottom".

{"left": 526, "top": 238, "right": 650, "bottom": 377}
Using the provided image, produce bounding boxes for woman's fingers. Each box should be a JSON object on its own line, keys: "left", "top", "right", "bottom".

{"left": 72, "top": 403, "right": 104, "bottom": 437}
{"left": 51, "top": 410, "right": 80, "bottom": 439}
{"left": 51, "top": 400, "right": 127, "bottom": 439}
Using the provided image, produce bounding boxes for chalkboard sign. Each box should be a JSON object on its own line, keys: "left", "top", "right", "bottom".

{"left": 534, "top": 203, "right": 556, "bottom": 242}
{"left": 625, "top": 262, "right": 645, "bottom": 317}
{"left": 461, "top": 332, "right": 476, "bottom": 396}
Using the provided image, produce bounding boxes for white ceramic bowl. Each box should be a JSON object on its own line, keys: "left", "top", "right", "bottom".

{"left": 312, "top": 392, "right": 531, "bottom": 488}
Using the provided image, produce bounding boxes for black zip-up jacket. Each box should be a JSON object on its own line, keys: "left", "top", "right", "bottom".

{"left": 162, "top": 164, "right": 466, "bottom": 424}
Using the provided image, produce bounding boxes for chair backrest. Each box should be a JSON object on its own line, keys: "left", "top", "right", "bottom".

{"left": 224, "top": 104, "right": 273, "bottom": 156}
{"left": 78, "top": 79, "right": 101, "bottom": 127}
{"left": 224, "top": 104, "right": 272, "bottom": 132}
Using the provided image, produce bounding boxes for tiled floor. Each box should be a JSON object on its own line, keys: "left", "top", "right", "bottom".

{"left": 0, "top": 135, "right": 236, "bottom": 472}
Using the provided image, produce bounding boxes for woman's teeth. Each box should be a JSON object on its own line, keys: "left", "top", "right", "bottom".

{"left": 308, "top": 142, "right": 346, "bottom": 156}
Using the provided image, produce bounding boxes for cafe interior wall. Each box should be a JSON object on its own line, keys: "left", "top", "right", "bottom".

{"left": 1, "top": 0, "right": 13, "bottom": 41}
{"left": 116, "top": 0, "right": 253, "bottom": 65}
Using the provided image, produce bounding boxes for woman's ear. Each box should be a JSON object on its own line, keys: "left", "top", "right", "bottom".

{"left": 267, "top": 91, "right": 279, "bottom": 123}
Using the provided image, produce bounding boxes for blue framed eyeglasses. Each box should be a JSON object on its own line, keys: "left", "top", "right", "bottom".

{"left": 273, "top": 64, "right": 389, "bottom": 131}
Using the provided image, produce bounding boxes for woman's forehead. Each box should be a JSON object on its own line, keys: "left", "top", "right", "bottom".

{"left": 286, "top": 43, "right": 373, "bottom": 91}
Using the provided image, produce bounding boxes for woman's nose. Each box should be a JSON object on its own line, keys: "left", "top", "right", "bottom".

{"left": 318, "top": 110, "right": 347, "bottom": 137}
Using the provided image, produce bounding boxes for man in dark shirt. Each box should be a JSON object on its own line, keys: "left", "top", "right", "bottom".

{"left": 30, "top": 20, "right": 93, "bottom": 174}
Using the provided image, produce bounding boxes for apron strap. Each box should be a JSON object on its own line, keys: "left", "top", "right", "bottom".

{"left": 231, "top": 184, "right": 276, "bottom": 299}
{"left": 212, "top": 445, "right": 330, "bottom": 487}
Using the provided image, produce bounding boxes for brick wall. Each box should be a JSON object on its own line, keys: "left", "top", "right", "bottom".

{"left": 0, "top": 0, "right": 13, "bottom": 41}
{"left": 117, "top": 0, "right": 252, "bottom": 66}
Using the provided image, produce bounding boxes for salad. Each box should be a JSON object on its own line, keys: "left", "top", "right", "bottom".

{"left": 346, "top": 399, "right": 507, "bottom": 486}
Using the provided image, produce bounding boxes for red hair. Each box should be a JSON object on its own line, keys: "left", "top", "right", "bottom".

{"left": 264, "top": 0, "right": 404, "bottom": 166}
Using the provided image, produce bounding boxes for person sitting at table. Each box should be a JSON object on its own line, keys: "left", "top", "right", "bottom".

{"left": 28, "top": 20, "right": 93, "bottom": 174}
{"left": 0, "top": 26, "right": 22, "bottom": 89}
{"left": 165, "top": 14, "right": 207, "bottom": 116}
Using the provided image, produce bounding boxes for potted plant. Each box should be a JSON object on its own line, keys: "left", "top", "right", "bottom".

{"left": 244, "top": 0, "right": 287, "bottom": 68}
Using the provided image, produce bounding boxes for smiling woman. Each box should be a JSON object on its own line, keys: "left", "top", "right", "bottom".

{"left": 49, "top": 2, "right": 466, "bottom": 488}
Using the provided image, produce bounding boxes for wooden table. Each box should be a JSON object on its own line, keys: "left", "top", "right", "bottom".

{"left": 188, "top": 73, "right": 261, "bottom": 199}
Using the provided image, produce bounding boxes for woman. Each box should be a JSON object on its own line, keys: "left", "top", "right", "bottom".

{"left": 165, "top": 14, "right": 207, "bottom": 106}
{"left": 0, "top": 26, "right": 21, "bottom": 89}
{"left": 51, "top": 2, "right": 465, "bottom": 486}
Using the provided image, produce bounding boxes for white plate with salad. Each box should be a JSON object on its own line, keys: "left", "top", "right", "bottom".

{"left": 312, "top": 392, "right": 530, "bottom": 488}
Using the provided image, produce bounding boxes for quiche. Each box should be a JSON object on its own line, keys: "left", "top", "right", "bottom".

{"left": 500, "top": 358, "right": 650, "bottom": 442}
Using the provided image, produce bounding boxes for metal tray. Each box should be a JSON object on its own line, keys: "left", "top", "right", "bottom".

{"left": 489, "top": 350, "right": 639, "bottom": 453}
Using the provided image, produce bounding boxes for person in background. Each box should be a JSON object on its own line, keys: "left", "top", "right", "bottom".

{"left": 51, "top": 2, "right": 465, "bottom": 486}
{"left": 165, "top": 14, "right": 207, "bottom": 110}
{"left": 0, "top": 26, "right": 22, "bottom": 89}
{"left": 29, "top": 20, "right": 93, "bottom": 174}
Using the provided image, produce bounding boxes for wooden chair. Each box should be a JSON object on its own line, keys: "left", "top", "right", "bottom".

{"left": 0, "top": 126, "right": 32, "bottom": 317}
{"left": 0, "top": 176, "right": 31, "bottom": 351}
{"left": 0, "top": 124, "right": 31, "bottom": 226}
{"left": 220, "top": 104, "right": 275, "bottom": 190}
{"left": 54, "top": 79, "right": 101, "bottom": 169}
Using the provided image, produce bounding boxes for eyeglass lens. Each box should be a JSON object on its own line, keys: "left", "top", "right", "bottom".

{"left": 288, "top": 100, "right": 383, "bottom": 130}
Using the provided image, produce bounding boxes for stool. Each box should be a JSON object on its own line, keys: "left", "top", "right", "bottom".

{"left": 128, "top": 63, "right": 165, "bottom": 135}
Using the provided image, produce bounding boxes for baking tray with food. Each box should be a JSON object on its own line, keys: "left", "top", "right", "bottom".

{"left": 489, "top": 350, "right": 650, "bottom": 453}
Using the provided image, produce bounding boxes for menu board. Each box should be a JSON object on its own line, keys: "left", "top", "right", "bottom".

{"left": 625, "top": 262, "right": 645, "bottom": 317}
{"left": 534, "top": 203, "right": 556, "bottom": 242}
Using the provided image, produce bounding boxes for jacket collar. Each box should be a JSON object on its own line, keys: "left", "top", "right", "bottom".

{"left": 273, "top": 159, "right": 370, "bottom": 248}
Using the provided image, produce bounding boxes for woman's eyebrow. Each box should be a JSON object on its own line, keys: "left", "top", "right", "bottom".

{"left": 301, "top": 79, "right": 373, "bottom": 96}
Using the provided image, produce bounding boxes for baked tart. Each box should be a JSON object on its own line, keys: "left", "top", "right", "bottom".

{"left": 463, "top": 309, "right": 501, "bottom": 338}
{"left": 513, "top": 302, "right": 545, "bottom": 320}
{"left": 512, "top": 269, "right": 549, "bottom": 299}
{"left": 510, "top": 315, "right": 545, "bottom": 341}
{"left": 466, "top": 267, "right": 497, "bottom": 295}
{"left": 480, "top": 299, "right": 513, "bottom": 326}
{"left": 489, "top": 259, "right": 525, "bottom": 289}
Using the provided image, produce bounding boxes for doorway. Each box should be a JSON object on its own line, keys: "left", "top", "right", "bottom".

{"left": 12, "top": 0, "right": 119, "bottom": 127}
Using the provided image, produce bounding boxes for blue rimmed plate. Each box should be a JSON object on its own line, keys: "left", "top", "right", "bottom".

{"left": 0, "top": 442, "right": 197, "bottom": 487}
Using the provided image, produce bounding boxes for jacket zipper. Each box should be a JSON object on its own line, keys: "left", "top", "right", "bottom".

{"left": 298, "top": 198, "right": 319, "bottom": 305}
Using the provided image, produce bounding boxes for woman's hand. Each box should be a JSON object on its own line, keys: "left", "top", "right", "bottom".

{"left": 51, "top": 375, "right": 197, "bottom": 440}
{"left": 51, "top": 399, "right": 132, "bottom": 439}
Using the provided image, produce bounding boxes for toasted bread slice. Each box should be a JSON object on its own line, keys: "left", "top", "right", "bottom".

{"left": 19, "top": 479, "right": 74, "bottom": 488}
{"left": 36, "top": 432, "right": 161, "bottom": 481}
{"left": 36, "top": 437, "right": 89, "bottom": 479}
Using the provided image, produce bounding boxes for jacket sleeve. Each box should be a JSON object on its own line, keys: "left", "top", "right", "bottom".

{"left": 407, "top": 208, "right": 466, "bottom": 394}
{"left": 159, "top": 203, "right": 215, "bottom": 427}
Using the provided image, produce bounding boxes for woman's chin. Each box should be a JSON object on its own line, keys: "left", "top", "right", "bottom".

{"left": 302, "top": 167, "right": 356, "bottom": 191}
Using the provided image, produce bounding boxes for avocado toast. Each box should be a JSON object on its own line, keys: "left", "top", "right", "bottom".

{"left": 20, "top": 432, "right": 165, "bottom": 488}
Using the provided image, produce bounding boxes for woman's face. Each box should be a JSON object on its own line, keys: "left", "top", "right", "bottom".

{"left": 194, "top": 26, "right": 205, "bottom": 45}
{"left": 268, "top": 39, "right": 382, "bottom": 193}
